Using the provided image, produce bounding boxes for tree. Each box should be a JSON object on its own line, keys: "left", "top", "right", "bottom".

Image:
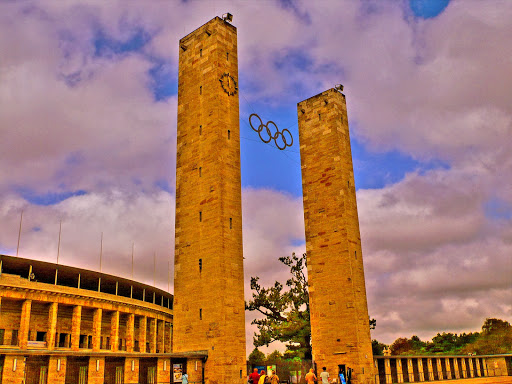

{"left": 248, "top": 348, "right": 266, "bottom": 365}
{"left": 390, "top": 337, "right": 413, "bottom": 355}
{"left": 409, "top": 335, "right": 427, "bottom": 353}
{"left": 246, "top": 252, "right": 378, "bottom": 360}
{"left": 462, "top": 318, "right": 512, "bottom": 355}
{"left": 372, "top": 339, "right": 387, "bottom": 356}
{"left": 482, "top": 318, "right": 511, "bottom": 334}
{"left": 266, "top": 350, "right": 284, "bottom": 364}
{"left": 246, "top": 253, "right": 312, "bottom": 360}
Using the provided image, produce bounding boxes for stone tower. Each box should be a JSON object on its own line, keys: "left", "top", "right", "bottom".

{"left": 174, "top": 16, "right": 246, "bottom": 384}
{"left": 297, "top": 88, "right": 374, "bottom": 384}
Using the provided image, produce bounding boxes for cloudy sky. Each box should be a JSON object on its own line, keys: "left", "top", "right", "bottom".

{"left": 1, "top": 0, "right": 511, "bottom": 355}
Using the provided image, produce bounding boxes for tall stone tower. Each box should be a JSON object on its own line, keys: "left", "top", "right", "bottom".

{"left": 297, "top": 89, "right": 374, "bottom": 384}
{"left": 174, "top": 16, "right": 246, "bottom": 384}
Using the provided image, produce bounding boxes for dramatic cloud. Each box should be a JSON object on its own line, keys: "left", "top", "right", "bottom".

{"left": 1, "top": 0, "right": 510, "bottom": 355}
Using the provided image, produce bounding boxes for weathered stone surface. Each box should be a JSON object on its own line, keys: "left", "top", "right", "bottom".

{"left": 173, "top": 16, "right": 246, "bottom": 384}
{"left": 298, "top": 89, "right": 374, "bottom": 384}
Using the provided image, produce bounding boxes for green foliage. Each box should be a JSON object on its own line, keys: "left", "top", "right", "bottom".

{"left": 372, "top": 339, "right": 387, "bottom": 356}
{"left": 266, "top": 350, "right": 284, "bottom": 364}
{"left": 390, "top": 337, "right": 413, "bottom": 355}
{"left": 248, "top": 348, "right": 266, "bottom": 364}
{"left": 461, "top": 318, "right": 512, "bottom": 355}
{"left": 246, "top": 253, "right": 312, "bottom": 360}
{"left": 387, "top": 318, "right": 512, "bottom": 355}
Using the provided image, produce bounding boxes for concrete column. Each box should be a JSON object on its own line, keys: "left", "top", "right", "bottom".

{"left": 436, "top": 358, "right": 443, "bottom": 380}
{"left": 124, "top": 358, "right": 139, "bottom": 384}
{"left": 168, "top": 322, "right": 173, "bottom": 352}
{"left": 157, "top": 357, "right": 171, "bottom": 384}
{"left": 453, "top": 359, "right": 460, "bottom": 379}
{"left": 384, "top": 358, "right": 392, "bottom": 384}
{"left": 461, "top": 359, "right": 467, "bottom": 378}
{"left": 71, "top": 305, "right": 82, "bottom": 351}
{"left": 92, "top": 308, "right": 102, "bottom": 351}
{"left": 417, "top": 358, "right": 425, "bottom": 382}
{"left": 469, "top": 358, "right": 474, "bottom": 377}
{"left": 126, "top": 313, "right": 135, "bottom": 352}
{"left": 157, "top": 319, "right": 165, "bottom": 353}
{"left": 47, "top": 302, "right": 58, "bottom": 351}
{"left": 427, "top": 359, "right": 433, "bottom": 381}
{"left": 397, "top": 358, "right": 404, "bottom": 383}
{"left": 19, "top": 299, "right": 32, "bottom": 349}
{"left": 149, "top": 317, "right": 157, "bottom": 353}
{"left": 111, "top": 310, "right": 120, "bottom": 352}
{"left": 49, "top": 356, "right": 66, "bottom": 384}
{"left": 88, "top": 357, "right": 105, "bottom": 384}
{"left": 407, "top": 359, "right": 414, "bottom": 382}
{"left": 444, "top": 358, "right": 451, "bottom": 379}
{"left": 476, "top": 358, "right": 482, "bottom": 377}
{"left": 139, "top": 316, "right": 147, "bottom": 352}
{"left": 3, "top": 356, "right": 26, "bottom": 383}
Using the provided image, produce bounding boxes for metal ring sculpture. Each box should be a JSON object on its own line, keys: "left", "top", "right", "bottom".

{"left": 249, "top": 113, "right": 293, "bottom": 150}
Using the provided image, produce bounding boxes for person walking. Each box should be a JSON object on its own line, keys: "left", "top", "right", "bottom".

{"left": 270, "top": 370, "right": 280, "bottom": 384}
{"left": 249, "top": 368, "right": 261, "bottom": 384}
{"left": 258, "top": 371, "right": 267, "bottom": 384}
{"left": 305, "top": 368, "right": 317, "bottom": 384}
{"left": 320, "top": 367, "right": 330, "bottom": 384}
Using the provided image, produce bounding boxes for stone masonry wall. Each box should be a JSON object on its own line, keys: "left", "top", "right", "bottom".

{"left": 298, "top": 89, "right": 374, "bottom": 384}
{"left": 173, "top": 16, "right": 246, "bottom": 384}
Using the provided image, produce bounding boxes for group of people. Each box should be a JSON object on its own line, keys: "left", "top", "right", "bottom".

{"left": 249, "top": 367, "right": 339, "bottom": 384}
{"left": 248, "top": 368, "right": 280, "bottom": 384}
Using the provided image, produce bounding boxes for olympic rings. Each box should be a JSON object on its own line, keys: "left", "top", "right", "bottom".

{"left": 248, "top": 113, "right": 294, "bottom": 150}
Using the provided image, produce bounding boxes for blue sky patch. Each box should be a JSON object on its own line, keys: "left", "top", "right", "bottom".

{"left": 0, "top": 245, "right": 15, "bottom": 256}
{"left": 409, "top": 0, "right": 450, "bottom": 19}
{"left": 274, "top": 49, "right": 314, "bottom": 72}
{"left": 93, "top": 27, "right": 152, "bottom": 58}
{"left": 19, "top": 188, "right": 87, "bottom": 206}
{"left": 290, "top": 238, "right": 306, "bottom": 247}
{"left": 154, "top": 179, "right": 172, "bottom": 193}
{"left": 351, "top": 137, "right": 449, "bottom": 190}
{"left": 148, "top": 60, "right": 177, "bottom": 101}
{"left": 484, "top": 198, "right": 512, "bottom": 220}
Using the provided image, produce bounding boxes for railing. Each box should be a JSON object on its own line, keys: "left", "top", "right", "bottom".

{"left": 374, "top": 369, "right": 506, "bottom": 384}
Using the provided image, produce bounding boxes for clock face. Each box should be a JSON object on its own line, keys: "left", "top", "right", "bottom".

{"left": 219, "top": 73, "right": 238, "bottom": 96}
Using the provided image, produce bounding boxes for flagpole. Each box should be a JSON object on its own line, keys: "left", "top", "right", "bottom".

{"left": 57, "top": 219, "right": 62, "bottom": 264}
{"left": 16, "top": 210, "right": 23, "bottom": 257}
{"left": 100, "top": 232, "right": 103, "bottom": 272}
{"left": 131, "top": 242, "right": 134, "bottom": 279}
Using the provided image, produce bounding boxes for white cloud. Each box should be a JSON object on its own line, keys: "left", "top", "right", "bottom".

{"left": 1, "top": 0, "right": 511, "bottom": 355}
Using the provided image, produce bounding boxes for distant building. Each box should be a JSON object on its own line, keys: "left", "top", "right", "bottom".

{"left": 0, "top": 254, "right": 206, "bottom": 384}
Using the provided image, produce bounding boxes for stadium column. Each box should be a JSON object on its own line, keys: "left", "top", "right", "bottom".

{"left": 47, "top": 302, "right": 58, "bottom": 351}
{"left": 92, "top": 308, "right": 102, "bottom": 351}
{"left": 149, "top": 317, "right": 157, "bottom": 353}
{"left": 174, "top": 16, "right": 246, "bottom": 384}
{"left": 158, "top": 358, "right": 171, "bottom": 383}
{"left": 111, "top": 310, "right": 119, "bottom": 352}
{"left": 49, "top": 356, "right": 66, "bottom": 384}
{"left": 157, "top": 319, "right": 164, "bottom": 353}
{"left": 298, "top": 88, "right": 375, "bottom": 384}
{"left": 71, "top": 305, "right": 82, "bottom": 351}
{"left": 124, "top": 358, "right": 139, "bottom": 384}
{"left": 126, "top": 313, "right": 135, "bottom": 352}
{"left": 139, "top": 316, "right": 147, "bottom": 352}
{"left": 88, "top": 357, "right": 105, "bottom": 384}
{"left": 19, "top": 299, "right": 31, "bottom": 349}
